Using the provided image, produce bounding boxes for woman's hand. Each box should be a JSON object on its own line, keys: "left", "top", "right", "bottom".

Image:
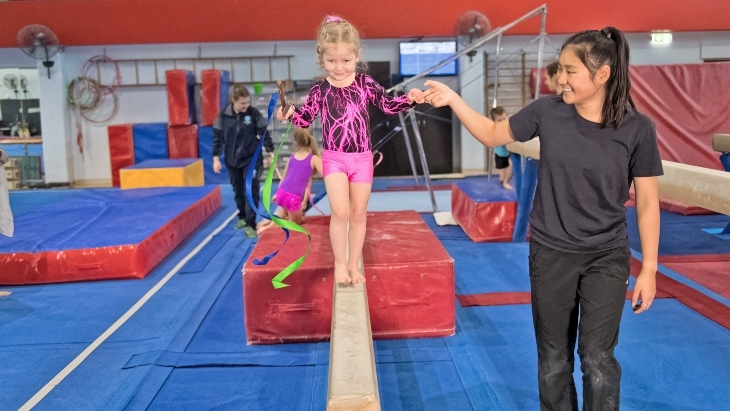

{"left": 213, "top": 157, "right": 222, "bottom": 173}
{"left": 423, "top": 80, "right": 458, "bottom": 108}
{"left": 632, "top": 266, "right": 657, "bottom": 314}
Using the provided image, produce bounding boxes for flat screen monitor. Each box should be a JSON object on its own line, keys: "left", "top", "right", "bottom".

{"left": 399, "top": 41, "right": 458, "bottom": 77}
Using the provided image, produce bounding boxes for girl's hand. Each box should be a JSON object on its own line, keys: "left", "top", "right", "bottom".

{"left": 632, "top": 266, "right": 657, "bottom": 314}
{"left": 407, "top": 88, "right": 425, "bottom": 104}
{"left": 423, "top": 80, "right": 457, "bottom": 108}
{"left": 277, "top": 105, "right": 295, "bottom": 121}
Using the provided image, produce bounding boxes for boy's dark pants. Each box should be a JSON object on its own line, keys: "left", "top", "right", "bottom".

{"left": 228, "top": 162, "right": 261, "bottom": 229}
{"left": 529, "top": 241, "right": 631, "bottom": 411}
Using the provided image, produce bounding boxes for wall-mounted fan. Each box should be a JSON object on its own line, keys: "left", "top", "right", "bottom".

{"left": 455, "top": 11, "right": 491, "bottom": 62}
{"left": 3, "top": 74, "right": 20, "bottom": 98}
{"left": 17, "top": 24, "right": 65, "bottom": 79}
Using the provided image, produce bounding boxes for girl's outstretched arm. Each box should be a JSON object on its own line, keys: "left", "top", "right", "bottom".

{"left": 424, "top": 80, "right": 515, "bottom": 148}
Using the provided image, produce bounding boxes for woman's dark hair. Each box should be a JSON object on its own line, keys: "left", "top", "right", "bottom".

{"left": 562, "top": 26, "right": 634, "bottom": 128}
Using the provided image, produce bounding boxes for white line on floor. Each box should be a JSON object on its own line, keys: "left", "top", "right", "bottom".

{"left": 19, "top": 210, "right": 239, "bottom": 410}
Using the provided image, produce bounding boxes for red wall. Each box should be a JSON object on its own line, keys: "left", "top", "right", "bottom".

{"left": 2, "top": 0, "right": 729, "bottom": 47}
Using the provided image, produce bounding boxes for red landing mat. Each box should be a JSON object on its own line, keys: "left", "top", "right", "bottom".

{"left": 630, "top": 258, "right": 730, "bottom": 331}
{"left": 243, "top": 210, "right": 455, "bottom": 344}
{"left": 451, "top": 179, "right": 517, "bottom": 242}
{"left": 662, "top": 260, "right": 730, "bottom": 300}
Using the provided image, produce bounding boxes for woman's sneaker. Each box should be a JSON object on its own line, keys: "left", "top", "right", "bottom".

{"left": 235, "top": 219, "right": 247, "bottom": 230}
{"left": 245, "top": 226, "right": 257, "bottom": 239}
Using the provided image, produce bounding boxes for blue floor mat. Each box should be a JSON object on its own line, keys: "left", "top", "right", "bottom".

{"left": 0, "top": 188, "right": 246, "bottom": 410}
{"left": 1, "top": 186, "right": 219, "bottom": 252}
{"left": 626, "top": 207, "right": 730, "bottom": 256}
{"left": 444, "top": 240, "right": 530, "bottom": 295}
{"left": 420, "top": 213, "right": 470, "bottom": 241}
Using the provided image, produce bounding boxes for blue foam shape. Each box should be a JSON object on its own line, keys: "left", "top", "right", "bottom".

{"left": 133, "top": 123, "right": 168, "bottom": 163}
{"left": 219, "top": 71, "right": 230, "bottom": 111}
{"left": 454, "top": 177, "right": 517, "bottom": 202}
{"left": 198, "top": 126, "right": 230, "bottom": 185}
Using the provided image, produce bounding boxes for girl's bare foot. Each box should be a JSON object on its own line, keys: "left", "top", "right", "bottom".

{"left": 256, "top": 220, "right": 274, "bottom": 235}
{"left": 503, "top": 182, "right": 513, "bottom": 190}
{"left": 349, "top": 267, "right": 366, "bottom": 284}
{"left": 0, "top": 291, "right": 11, "bottom": 297}
{"left": 335, "top": 263, "right": 351, "bottom": 283}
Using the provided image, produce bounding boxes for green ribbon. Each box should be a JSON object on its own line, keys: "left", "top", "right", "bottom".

{"left": 261, "top": 121, "right": 311, "bottom": 289}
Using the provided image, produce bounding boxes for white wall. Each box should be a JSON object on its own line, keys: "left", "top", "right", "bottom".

{"left": 0, "top": 30, "right": 728, "bottom": 183}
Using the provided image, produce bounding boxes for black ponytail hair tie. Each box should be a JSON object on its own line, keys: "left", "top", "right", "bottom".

{"left": 602, "top": 28, "right": 612, "bottom": 39}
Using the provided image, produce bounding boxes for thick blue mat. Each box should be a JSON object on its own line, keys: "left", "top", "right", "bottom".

{"left": 0, "top": 186, "right": 218, "bottom": 252}
{"left": 133, "top": 123, "right": 168, "bottom": 163}
{"left": 453, "top": 177, "right": 517, "bottom": 202}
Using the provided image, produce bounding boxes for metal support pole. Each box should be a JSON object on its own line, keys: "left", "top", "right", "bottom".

{"left": 407, "top": 108, "right": 438, "bottom": 212}
{"left": 534, "top": 8, "right": 548, "bottom": 100}
{"left": 397, "top": 111, "right": 420, "bottom": 186}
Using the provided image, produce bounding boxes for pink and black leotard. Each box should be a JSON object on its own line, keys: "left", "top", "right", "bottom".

{"left": 292, "top": 73, "right": 413, "bottom": 182}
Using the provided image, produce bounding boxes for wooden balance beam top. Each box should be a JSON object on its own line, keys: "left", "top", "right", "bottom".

{"left": 327, "top": 239, "right": 380, "bottom": 410}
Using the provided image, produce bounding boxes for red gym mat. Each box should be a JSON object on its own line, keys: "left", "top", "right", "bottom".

{"left": 662, "top": 260, "right": 730, "bottom": 300}
{"left": 168, "top": 124, "right": 199, "bottom": 159}
{"left": 243, "top": 211, "right": 455, "bottom": 344}
{"left": 451, "top": 179, "right": 517, "bottom": 242}
{"left": 108, "top": 124, "right": 134, "bottom": 187}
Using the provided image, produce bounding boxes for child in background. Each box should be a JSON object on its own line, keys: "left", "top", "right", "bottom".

{"left": 489, "top": 106, "right": 513, "bottom": 190}
{"left": 544, "top": 61, "right": 563, "bottom": 94}
{"left": 257, "top": 128, "right": 323, "bottom": 234}
{"left": 213, "top": 85, "right": 274, "bottom": 238}
{"left": 279, "top": 15, "right": 424, "bottom": 283}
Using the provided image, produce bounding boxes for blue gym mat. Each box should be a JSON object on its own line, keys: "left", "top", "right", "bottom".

{"left": 453, "top": 177, "right": 517, "bottom": 202}
{"left": 626, "top": 207, "right": 730, "bottom": 256}
{"left": 0, "top": 186, "right": 218, "bottom": 253}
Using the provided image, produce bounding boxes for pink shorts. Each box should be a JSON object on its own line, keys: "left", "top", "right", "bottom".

{"left": 275, "top": 188, "right": 304, "bottom": 212}
{"left": 322, "top": 150, "right": 374, "bottom": 183}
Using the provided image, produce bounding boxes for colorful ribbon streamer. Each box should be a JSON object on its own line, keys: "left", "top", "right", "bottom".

{"left": 246, "top": 92, "right": 311, "bottom": 289}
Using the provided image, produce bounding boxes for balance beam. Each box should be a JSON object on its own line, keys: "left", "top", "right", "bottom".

{"left": 713, "top": 134, "right": 730, "bottom": 153}
{"left": 327, "top": 243, "right": 380, "bottom": 410}
{"left": 507, "top": 139, "right": 730, "bottom": 215}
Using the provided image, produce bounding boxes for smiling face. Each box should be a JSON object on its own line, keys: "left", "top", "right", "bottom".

{"left": 232, "top": 96, "right": 250, "bottom": 114}
{"left": 557, "top": 46, "right": 609, "bottom": 107}
{"left": 322, "top": 43, "right": 359, "bottom": 83}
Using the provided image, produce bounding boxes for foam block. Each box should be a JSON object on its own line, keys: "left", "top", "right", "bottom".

{"left": 0, "top": 186, "right": 221, "bottom": 285}
{"left": 243, "top": 211, "right": 455, "bottom": 344}
{"left": 133, "top": 123, "right": 168, "bottom": 163}
{"left": 108, "top": 124, "right": 134, "bottom": 187}
{"left": 120, "top": 159, "right": 204, "bottom": 190}
{"left": 198, "top": 126, "right": 229, "bottom": 184}
{"left": 166, "top": 70, "right": 197, "bottom": 126}
{"left": 168, "top": 124, "right": 199, "bottom": 159}
{"left": 451, "top": 179, "right": 517, "bottom": 242}
{"left": 201, "top": 70, "right": 230, "bottom": 126}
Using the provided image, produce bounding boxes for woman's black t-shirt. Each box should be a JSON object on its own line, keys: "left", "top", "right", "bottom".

{"left": 509, "top": 95, "right": 664, "bottom": 252}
